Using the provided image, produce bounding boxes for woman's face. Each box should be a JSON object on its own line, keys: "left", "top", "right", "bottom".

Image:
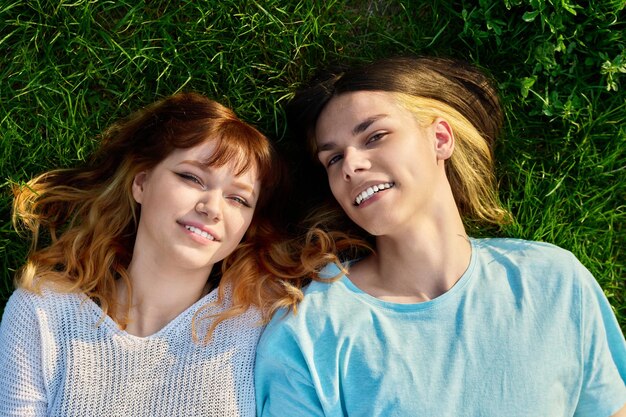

{"left": 314, "top": 91, "right": 453, "bottom": 237}
{"left": 131, "top": 139, "right": 261, "bottom": 276}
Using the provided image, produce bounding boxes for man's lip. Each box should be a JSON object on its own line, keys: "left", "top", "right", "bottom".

{"left": 352, "top": 181, "right": 395, "bottom": 205}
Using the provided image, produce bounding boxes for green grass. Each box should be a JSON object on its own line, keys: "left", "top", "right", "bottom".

{"left": 1, "top": 0, "right": 624, "bottom": 331}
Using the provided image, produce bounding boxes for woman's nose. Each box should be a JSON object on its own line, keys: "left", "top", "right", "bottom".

{"left": 195, "top": 191, "right": 222, "bottom": 221}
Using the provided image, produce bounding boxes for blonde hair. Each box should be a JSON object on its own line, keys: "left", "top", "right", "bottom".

{"left": 394, "top": 93, "right": 510, "bottom": 224}
{"left": 12, "top": 92, "right": 301, "bottom": 341}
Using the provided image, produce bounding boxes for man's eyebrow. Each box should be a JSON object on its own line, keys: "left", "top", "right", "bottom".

{"left": 317, "top": 114, "right": 388, "bottom": 154}
{"left": 316, "top": 142, "right": 336, "bottom": 153}
{"left": 352, "top": 114, "right": 387, "bottom": 135}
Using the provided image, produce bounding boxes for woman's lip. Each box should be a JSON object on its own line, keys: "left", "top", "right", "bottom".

{"left": 177, "top": 220, "right": 220, "bottom": 242}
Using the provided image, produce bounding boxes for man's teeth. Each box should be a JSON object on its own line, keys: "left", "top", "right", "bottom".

{"left": 185, "top": 225, "right": 215, "bottom": 240}
{"left": 355, "top": 182, "right": 394, "bottom": 206}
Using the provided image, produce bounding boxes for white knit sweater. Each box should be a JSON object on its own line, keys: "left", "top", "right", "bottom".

{"left": 0, "top": 286, "right": 263, "bottom": 417}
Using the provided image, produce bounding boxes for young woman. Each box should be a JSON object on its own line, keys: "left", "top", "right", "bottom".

{"left": 0, "top": 92, "right": 298, "bottom": 416}
{"left": 255, "top": 57, "right": 626, "bottom": 416}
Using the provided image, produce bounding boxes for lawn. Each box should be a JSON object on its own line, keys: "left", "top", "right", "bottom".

{"left": 1, "top": 0, "right": 624, "bottom": 330}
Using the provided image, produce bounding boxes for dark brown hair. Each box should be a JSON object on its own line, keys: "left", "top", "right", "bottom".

{"left": 287, "top": 56, "right": 510, "bottom": 226}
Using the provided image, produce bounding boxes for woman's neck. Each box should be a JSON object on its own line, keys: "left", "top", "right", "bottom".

{"left": 118, "top": 256, "right": 212, "bottom": 337}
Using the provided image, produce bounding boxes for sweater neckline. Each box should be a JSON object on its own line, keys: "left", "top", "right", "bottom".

{"left": 82, "top": 287, "right": 219, "bottom": 341}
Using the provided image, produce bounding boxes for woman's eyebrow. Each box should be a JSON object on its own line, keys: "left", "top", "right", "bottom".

{"left": 232, "top": 180, "right": 257, "bottom": 198}
{"left": 183, "top": 160, "right": 258, "bottom": 197}
{"left": 179, "top": 160, "right": 208, "bottom": 168}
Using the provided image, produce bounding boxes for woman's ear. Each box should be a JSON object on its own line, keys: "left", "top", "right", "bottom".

{"left": 131, "top": 171, "right": 148, "bottom": 204}
{"left": 433, "top": 118, "right": 454, "bottom": 161}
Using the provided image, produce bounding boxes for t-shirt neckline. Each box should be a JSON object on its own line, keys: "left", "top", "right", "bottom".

{"left": 336, "top": 237, "right": 479, "bottom": 312}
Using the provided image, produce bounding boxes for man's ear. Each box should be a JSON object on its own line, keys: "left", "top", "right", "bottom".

{"left": 131, "top": 171, "right": 148, "bottom": 204}
{"left": 433, "top": 118, "right": 454, "bottom": 161}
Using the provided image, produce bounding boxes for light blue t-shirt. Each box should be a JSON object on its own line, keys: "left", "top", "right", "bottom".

{"left": 255, "top": 238, "right": 626, "bottom": 417}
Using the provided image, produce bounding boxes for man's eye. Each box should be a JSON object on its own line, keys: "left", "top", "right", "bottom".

{"left": 327, "top": 154, "right": 343, "bottom": 167}
{"left": 367, "top": 132, "right": 385, "bottom": 144}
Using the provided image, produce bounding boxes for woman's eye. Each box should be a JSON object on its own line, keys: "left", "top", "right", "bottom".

{"left": 229, "top": 196, "right": 251, "bottom": 208}
{"left": 177, "top": 172, "right": 203, "bottom": 187}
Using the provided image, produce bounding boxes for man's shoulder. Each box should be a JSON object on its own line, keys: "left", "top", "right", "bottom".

{"left": 474, "top": 237, "right": 578, "bottom": 266}
{"left": 261, "top": 263, "right": 353, "bottom": 338}
{"left": 473, "top": 237, "right": 594, "bottom": 296}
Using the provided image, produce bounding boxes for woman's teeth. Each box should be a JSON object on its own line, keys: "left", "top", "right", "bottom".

{"left": 355, "top": 182, "right": 394, "bottom": 206}
{"left": 185, "top": 225, "right": 215, "bottom": 240}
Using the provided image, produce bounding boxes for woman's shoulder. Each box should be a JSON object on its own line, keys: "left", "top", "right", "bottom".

{"left": 2, "top": 286, "right": 94, "bottom": 328}
{"left": 5, "top": 286, "right": 67, "bottom": 310}
{"left": 193, "top": 285, "right": 264, "bottom": 338}
{"left": 10, "top": 285, "right": 83, "bottom": 305}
